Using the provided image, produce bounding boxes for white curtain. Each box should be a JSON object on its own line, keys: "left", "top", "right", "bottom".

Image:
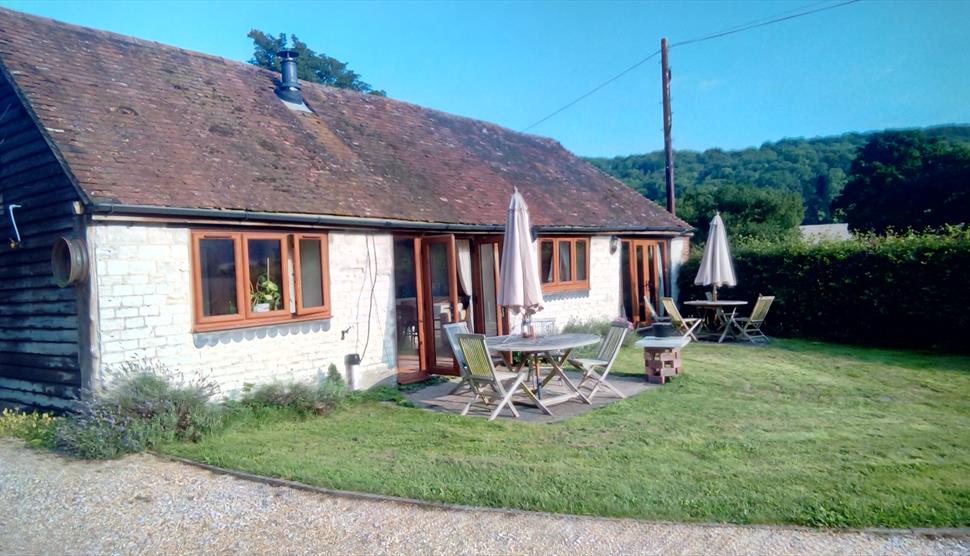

{"left": 456, "top": 240, "right": 474, "bottom": 328}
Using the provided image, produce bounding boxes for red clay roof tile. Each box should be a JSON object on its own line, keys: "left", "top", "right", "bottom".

{"left": 0, "top": 8, "right": 689, "bottom": 231}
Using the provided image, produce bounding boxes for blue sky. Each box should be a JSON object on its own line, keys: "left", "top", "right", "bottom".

{"left": 3, "top": 0, "right": 968, "bottom": 157}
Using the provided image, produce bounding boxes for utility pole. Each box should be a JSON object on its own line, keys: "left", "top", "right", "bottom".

{"left": 661, "top": 37, "right": 675, "bottom": 215}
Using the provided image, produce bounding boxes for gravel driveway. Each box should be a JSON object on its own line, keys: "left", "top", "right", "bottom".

{"left": 0, "top": 440, "right": 966, "bottom": 556}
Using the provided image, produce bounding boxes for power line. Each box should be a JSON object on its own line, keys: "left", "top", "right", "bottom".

{"left": 670, "top": 0, "right": 861, "bottom": 49}
{"left": 521, "top": 0, "right": 862, "bottom": 132}
{"left": 520, "top": 50, "right": 661, "bottom": 133}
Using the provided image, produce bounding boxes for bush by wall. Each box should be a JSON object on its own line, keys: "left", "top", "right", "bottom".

{"left": 677, "top": 228, "right": 970, "bottom": 352}
{"left": 54, "top": 361, "right": 223, "bottom": 459}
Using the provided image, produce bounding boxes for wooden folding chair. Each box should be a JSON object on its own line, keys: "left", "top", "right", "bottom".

{"left": 634, "top": 296, "right": 670, "bottom": 334}
{"left": 731, "top": 295, "right": 775, "bottom": 343}
{"left": 443, "top": 322, "right": 473, "bottom": 395}
{"left": 661, "top": 297, "right": 702, "bottom": 340}
{"left": 568, "top": 323, "right": 628, "bottom": 401}
{"left": 456, "top": 334, "right": 536, "bottom": 421}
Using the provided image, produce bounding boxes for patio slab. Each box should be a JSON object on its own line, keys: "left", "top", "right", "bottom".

{"left": 403, "top": 370, "right": 659, "bottom": 423}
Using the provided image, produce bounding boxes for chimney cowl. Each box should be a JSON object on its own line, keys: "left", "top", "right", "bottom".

{"left": 275, "top": 49, "right": 304, "bottom": 105}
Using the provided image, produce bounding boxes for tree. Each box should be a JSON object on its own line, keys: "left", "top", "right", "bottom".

{"left": 679, "top": 184, "right": 804, "bottom": 243}
{"left": 248, "top": 30, "right": 385, "bottom": 96}
{"left": 585, "top": 124, "right": 970, "bottom": 225}
{"left": 832, "top": 131, "right": 970, "bottom": 233}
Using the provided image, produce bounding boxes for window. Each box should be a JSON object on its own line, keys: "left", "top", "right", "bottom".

{"left": 192, "top": 231, "right": 331, "bottom": 331}
{"left": 537, "top": 237, "right": 590, "bottom": 292}
{"left": 294, "top": 234, "right": 330, "bottom": 316}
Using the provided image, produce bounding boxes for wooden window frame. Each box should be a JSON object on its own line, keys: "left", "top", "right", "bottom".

{"left": 191, "top": 230, "right": 331, "bottom": 332}
{"left": 293, "top": 233, "right": 332, "bottom": 318}
{"left": 241, "top": 232, "right": 291, "bottom": 321}
{"left": 538, "top": 237, "right": 590, "bottom": 293}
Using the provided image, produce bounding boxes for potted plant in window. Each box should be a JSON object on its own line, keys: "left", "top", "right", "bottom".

{"left": 251, "top": 274, "right": 281, "bottom": 312}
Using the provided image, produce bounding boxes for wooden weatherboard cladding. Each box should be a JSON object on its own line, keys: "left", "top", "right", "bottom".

{"left": 191, "top": 230, "right": 331, "bottom": 332}
{"left": 0, "top": 71, "right": 83, "bottom": 411}
{"left": 538, "top": 237, "right": 590, "bottom": 292}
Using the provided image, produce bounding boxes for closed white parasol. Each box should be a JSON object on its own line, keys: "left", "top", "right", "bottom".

{"left": 497, "top": 188, "right": 544, "bottom": 316}
{"left": 694, "top": 212, "right": 737, "bottom": 300}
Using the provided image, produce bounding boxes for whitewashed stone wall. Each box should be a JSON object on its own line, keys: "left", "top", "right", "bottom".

{"left": 509, "top": 236, "right": 621, "bottom": 332}
{"left": 91, "top": 223, "right": 396, "bottom": 397}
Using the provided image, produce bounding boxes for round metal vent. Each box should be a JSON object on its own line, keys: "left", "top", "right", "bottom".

{"left": 51, "top": 236, "right": 88, "bottom": 288}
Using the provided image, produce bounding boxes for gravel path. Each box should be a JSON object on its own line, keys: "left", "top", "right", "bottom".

{"left": 1, "top": 440, "right": 967, "bottom": 556}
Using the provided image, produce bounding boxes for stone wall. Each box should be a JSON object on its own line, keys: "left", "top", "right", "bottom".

{"left": 508, "top": 236, "right": 621, "bottom": 331}
{"left": 91, "top": 223, "right": 396, "bottom": 397}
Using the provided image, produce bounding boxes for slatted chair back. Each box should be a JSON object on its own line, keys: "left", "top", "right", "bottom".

{"left": 642, "top": 296, "right": 662, "bottom": 321}
{"left": 531, "top": 317, "right": 557, "bottom": 337}
{"left": 457, "top": 334, "right": 498, "bottom": 380}
{"left": 443, "top": 322, "right": 471, "bottom": 372}
{"left": 661, "top": 297, "right": 688, "bottom": 329}
{"left": 595, "top": 324, "right": 628, "bottom": 364}
{"left": 749, "top": 295, "right": 775, "bottom": 324}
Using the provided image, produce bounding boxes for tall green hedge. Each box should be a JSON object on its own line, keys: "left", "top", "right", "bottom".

{"left": 677, "top": 228, "right": 970, "bottom": 352}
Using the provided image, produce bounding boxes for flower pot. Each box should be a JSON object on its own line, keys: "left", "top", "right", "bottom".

{"left": 252, "top": 303, "right": 271, "bottom": 313}
{"left": 650, "top": 322, "right": 674, "bottom": 338}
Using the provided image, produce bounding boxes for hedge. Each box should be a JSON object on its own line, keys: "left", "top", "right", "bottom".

{"left": 676, "top": 228, "right": 970, "bottom": 352}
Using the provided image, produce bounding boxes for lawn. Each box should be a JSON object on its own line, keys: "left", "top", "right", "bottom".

{"left": 161, "top": 339, "right": 970, "bottom": 528}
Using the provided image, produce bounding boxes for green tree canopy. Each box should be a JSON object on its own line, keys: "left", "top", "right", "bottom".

{"left": 586, "top": 125, "right": 970, "bottom": 225}
{"left": 832, "top": 131, "right": 970, "bottom": 233}
{"left": 248, "top": 30, "right": 385, "bottom": 96}
{"left": 679, "top": 184, "right": 804, "bottom": 244}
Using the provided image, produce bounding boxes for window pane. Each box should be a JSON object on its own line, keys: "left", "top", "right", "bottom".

{"left": 199, "top": 238, "right": 238, "bottom": 317}
{"left": 558, "top": 241, "right": 572, "bottom": 282}
{"left": 540, "top": 241, "right": 554, "bottom": 283}
{"left": 299, "top": 238, "right": 324, "bottom": 308}
{"left": 248, "top": 238, "right": 284, "bottom": 312}
{"left": 576, "top": 241, "right": 587, "bottom": 281}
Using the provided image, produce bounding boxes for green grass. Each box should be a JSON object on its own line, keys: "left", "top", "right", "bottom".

{"left": 160, "top": 340, "right": 970, "bottom": 528}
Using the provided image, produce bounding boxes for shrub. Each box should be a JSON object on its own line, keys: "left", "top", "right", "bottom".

{"left": 0, "top": 408, "right": 58, "bottom": 447}
{"left": 53, "top": 361, "right": 223, "bottom": 459}
{"left": 240, "top": 364, "right": 349, "bottom": 415}
{"left": 677, "top": 227, "right": 970, "bottom": 351}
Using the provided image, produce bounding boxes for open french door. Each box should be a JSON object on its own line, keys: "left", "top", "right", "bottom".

{"left": 621, "top": 239, "right": 670, "bottom": 326}
{"left": 471, "top": 236, "right": 508, "bottom": 338}
{"left": 419, "top": 234, "right": 461, "bottom": 376}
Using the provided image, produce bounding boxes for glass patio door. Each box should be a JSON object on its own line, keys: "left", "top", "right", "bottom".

{"left": 622, "top": 239, "right": 669, "bottom": 325}
{"left": 471, "top": 237, "right": 506, "bottom": 337}
{"left": 419, "top": 234, "right": 460, "bottom": 375}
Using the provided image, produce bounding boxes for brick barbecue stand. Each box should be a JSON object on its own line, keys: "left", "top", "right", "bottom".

{"left": 643, "top": 347, "right": 681, "bottom": 384}
{"left": 635, "top": 336, "right": 691, "bottom": 385}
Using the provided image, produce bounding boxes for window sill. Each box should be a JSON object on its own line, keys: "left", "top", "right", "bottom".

{"left": 193, "top": 312, "right": 332, "bottom": 334}
{"left": 541, "top": 282, "right": 590, "bottom": 294}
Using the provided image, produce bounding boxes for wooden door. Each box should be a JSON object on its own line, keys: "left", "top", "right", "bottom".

{"left": 622, "top": 239, "right": 670, "bottom": 325}
{"left": 419, "top": 234, "right": 460, "bottom": 376}
{"left": 471, "top": 236, "right": 508, "bottom": 337}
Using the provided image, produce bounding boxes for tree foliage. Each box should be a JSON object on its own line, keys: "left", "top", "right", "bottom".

{"left": 248, "top": 30, "right": 385, "bottom": 96}
{"left": 832, "top": 131, "right": 970, "bottom": 234}
{"left": 679, "top": 184, "right": 804, "bottom": 243}
{"left": 586, "top": 125, "right": 970, "bottom": 225}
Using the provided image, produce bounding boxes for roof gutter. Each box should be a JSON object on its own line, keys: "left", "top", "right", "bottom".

{"left": 87, "top": 203, "right": 693, "bottom": 235}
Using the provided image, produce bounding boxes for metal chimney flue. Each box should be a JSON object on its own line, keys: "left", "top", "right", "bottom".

{"left": 275, "top": 49, "right": 304, "bottom": 105}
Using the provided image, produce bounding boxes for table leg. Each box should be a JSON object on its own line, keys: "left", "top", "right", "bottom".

{"left": 532, "top": 354, "right": 541, "bottom": 399}
{"left": 718, "top": 308, "right": 737, "bottom": 343}
{"left": 539, "top": 349, "right": 591, "bottom": 405}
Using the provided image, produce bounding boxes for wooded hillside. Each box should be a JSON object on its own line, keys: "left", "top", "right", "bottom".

{"left": 586, "top": 124, "right": 970, "bottom": 224}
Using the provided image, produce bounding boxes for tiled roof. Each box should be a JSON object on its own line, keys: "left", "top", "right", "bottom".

{"left": 0, "top": 8, "right": 689, "bottom": 231}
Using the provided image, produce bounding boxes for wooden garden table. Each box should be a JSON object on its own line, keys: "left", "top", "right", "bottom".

{"left": 683, "top": 300, "right": 747, "bottom": 343}
{"left": 487, "top": 333, "right": 600, "bottom": 413}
